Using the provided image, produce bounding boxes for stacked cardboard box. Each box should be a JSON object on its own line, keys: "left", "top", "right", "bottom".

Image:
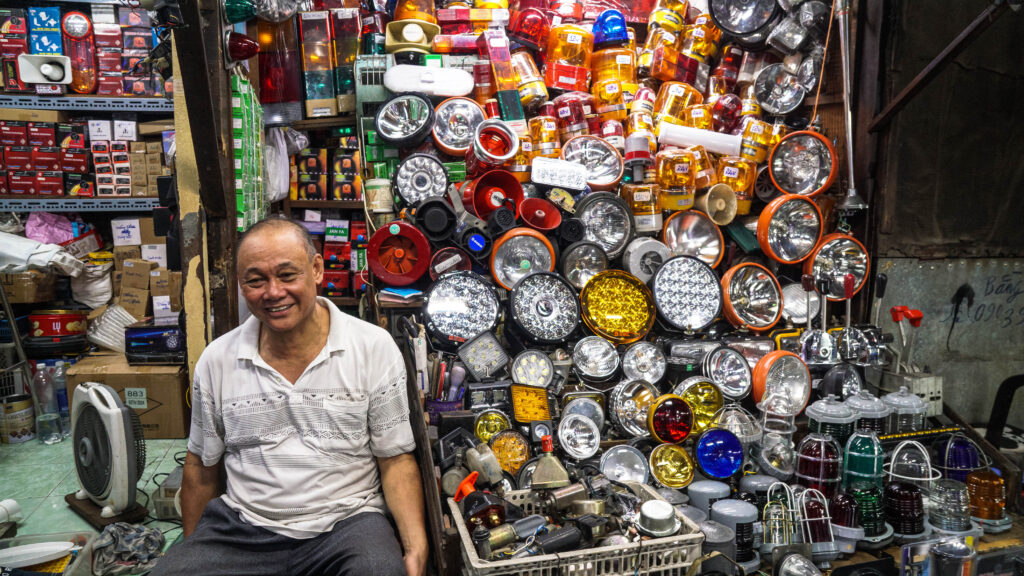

{"left": 111, "top": 216, "right": 181, "bottom": 320}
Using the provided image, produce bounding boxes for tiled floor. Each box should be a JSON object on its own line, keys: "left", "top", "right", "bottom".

{"left": 0, "top": 436, "right": 189, "bottom": 543}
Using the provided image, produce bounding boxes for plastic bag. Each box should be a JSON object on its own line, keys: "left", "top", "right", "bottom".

{"left": 24, "top": 211, "right": 73, "bottom": 244}
{"left": 71, "top": 261, "right": 114, "bottom": 309}
{"left": 86, "top": 305, "right": 138, "bottom": 353}
{"left": 264, "top": 127, "right": 291, "bottom": 203}
{"left": 0, "top": 212, "right": 24, "bottom": 234}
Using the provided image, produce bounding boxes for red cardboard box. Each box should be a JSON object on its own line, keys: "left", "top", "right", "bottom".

{"left": 97, "top": 50, "right": 122, "bottom": 72}
{"left": 0, "top": 122, "right": 28, "bottom": 146}
{"left": 27, "top": 122, "right": 56, "bottom": 146}
{"left": 323, "top": 242, "right": 351, "bottom": 269}
{"left": 36, "top": 171, "right": 63, "bottom": 196}
{"left": 97, "top": 72, "right": 124, "bottom": 96}
{"left": 0, "top": 170, "right": 7, "bottom": 194}
{"left": 94, "top": 23, "right": 122, "bottom": 49}
{"left": 31, "top": 146, "right": 60, "bottom": 171}
{"left": 321, "top": 270, "right": 351, "bottom": 297}
{"left": 57, "top": 123, "right": 87, "bottom": 149}
{"left": 65, "top": 173, "right": 94, "bottom": 197}
{"left": 60, "top": 148, "right": 90, "bottom": 173}
{"left": 8, "top": 171, "right": 36, "bottom": 195}
{"left": 4, "top": 146, "right": 31, "bottom": 170}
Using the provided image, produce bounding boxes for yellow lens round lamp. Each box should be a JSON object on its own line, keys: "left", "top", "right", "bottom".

{"left": 489, "top": 429, "right": 531, "bottom": 474}
{"left": 475, "top": 408, "right": 512, "bottom": 443}
{"left": 649, "top": 443, "right": 696, "bottom": 488}
{"left": 672, "top": 378, "right": 724, "bottom": 434}
{"left": 579, "top": 270, "right": 656, "bottom": 344}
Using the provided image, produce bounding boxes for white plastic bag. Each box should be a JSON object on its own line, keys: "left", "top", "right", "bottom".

{"left": 71, "top": 261, "right": 114, "bottom": 309}
{"left": 264, "top": 127, "right": 291, "bottom": 203}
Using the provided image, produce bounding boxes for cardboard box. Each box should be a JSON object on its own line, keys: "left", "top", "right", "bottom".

{"left": 112, "top": 270, "right": 122, "bottom": 294}
{"left": 0, "top": 109, "right": 66, "bottom": 123}
{"left": 66, "top": 354, "right": 189, "bottom": 438}
{"left": 130, "top": 141, "right": 146, "bottom": 154}
{"left": 141, "top": 243, "right": 166, "bottom": 267}
{"left": 114, "top": 120, "right": 137, "bottom": 141}
{"left": 111, "top": 216, "right": 158, "bottom": 246}
{"left": 0, "top": 270, "right": 56, "bottom": 303}
{"left": 88, "top": 120, "right": 113, "bottom": 142}
{"left": 119, "top": 285, "right": 150, "bottom": 320}
{"left": 149, "top": 268, "right": 170, "bottom": 296}
{"left": 113, "top": 245, "right": 141, "bottom": 270}
{"left": 145, "top": 140, "right": 163, "bottom": 154}
{"left": 122, "top": 258, "right": 156, "bottom": 289}
{"left": 169, "top": 271, "right": 182, "bottom": 311}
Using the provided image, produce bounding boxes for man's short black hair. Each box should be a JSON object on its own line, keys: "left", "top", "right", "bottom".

{"left": 235, "top": 217, "right": 317, "bottom": 265}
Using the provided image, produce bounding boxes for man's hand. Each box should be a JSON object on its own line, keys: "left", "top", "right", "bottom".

{"left": 378, "top": 452, "right": 429, "bottom": 576}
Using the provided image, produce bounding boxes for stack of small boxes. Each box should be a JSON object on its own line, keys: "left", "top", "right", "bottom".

{"left": 291, "top": 138, "right": 362, "bottom": 201}
{"left": 94, "top": 6, "right": 126, "bottom": 96}
{"left": 319, "top": 218, "right": 370, "bottom": 297}
{"left": 27, "top": 7, "right": 61, "bottom": 58}
{"left": 89, "top": 118, "right": 166, "bottom": 197}
{"left": 0, "top": 120, "right": 94, "bottom": 196}
{"left": 111, "top": 215, "right": 181, "bottom": 321}
{"left": 118, "top": 7, "right": 159, "bottom": 97}
{"left": 232, "top": 74, "right": 266, "bottom": 231}
{"left": 0, "top": 9, "right": 29, "bottom": 93}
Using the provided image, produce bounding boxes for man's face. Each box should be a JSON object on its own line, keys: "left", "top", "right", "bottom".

{"left": 237, "top": 228, "right": 324, "bottom": 334}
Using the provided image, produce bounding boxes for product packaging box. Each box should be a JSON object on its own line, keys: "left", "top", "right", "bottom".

{"left": 118, "top": 285, "right": 150, "bottom": 320}
{"left": 122, "top": 258, "right": 156, "bottom": 289}
{"left": 67, "top": 353, "right": 189, "bottom": 438}
{"left": 0, "top": 270, "right": 56, "bottom": 303}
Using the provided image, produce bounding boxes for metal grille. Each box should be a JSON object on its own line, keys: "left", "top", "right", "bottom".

{"left": 130, "top": 409, "right": 147, "bottom": 483}
{"left": 74, "top": 404, "right": 113, "bottom": 498}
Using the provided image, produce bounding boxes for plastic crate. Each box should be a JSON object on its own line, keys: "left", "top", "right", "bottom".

{"left": 0, "top": 315, "right": 28, "bottom": 343}
{"left": 448, "top": 484, "right": 703, "bottom": 576}
{"left": 0, "top": 531, "right": 96, "bottom": 576}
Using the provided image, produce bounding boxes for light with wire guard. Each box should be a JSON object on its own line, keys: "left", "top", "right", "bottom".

{"left": 757, "top": 431, "right": 797, "bottom": 481}
{"left": 795, "top": 433, "right": 842, "bottom": 498}
{"left": 842, "top": 429, "right": 884, "bottom": 491}
{"left": 805, "top": 394, "right": 857, "bottom": 448}
{"left": 799, "top": 488, "right": 839, "bottom": 562}
{"left": 935, "top": 433, "right": 985, "bottom": 483}
{"left": 884, "top": 440, "right": 941, "bottom": 498}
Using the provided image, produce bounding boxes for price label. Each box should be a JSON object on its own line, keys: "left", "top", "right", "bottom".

{"left": 544, "top": 120, "right": 557, "bottom": 131}
{"left": 724, "top": 166, "right": 740, "bottom": 179}
{"left": 633, "top": 190, "right": 652, "bottom": 202}
{"left": 521, "top": 141, "right": 533, "bottom": 151}
{"left": 749, "top": 122, "right": 765, "bottom": 135}
{"left": 605, "top": 83, "right": 619, "bottom": 94}
{"left": 692, "top": 28, "right": 705, "bottom": 39}
{"left": 557, "top": 106, "right": 572, "bottom": 118}
{"left": 490, "top": 37, "right": 507, "bottom": 48}
{"left": 695, "top": 16, "right": 708, "bottom": 25}
{"left": 668, "top": 84, "right": 685, "bottom": 97}
{"left": 124, "top": 388, "right": 147, "bottom": 410}
{"left": 566, "top": 33, "right": 582, "bottom": 45}
{"left": 690, "top": 108, "right": 705, "bottom": 118}
{"left": 674, "top": 163, "right": 690, "bottom": 174}
{"left": 559, "top": 76, "right": 577, "bottom": 86}
{"left": 616, "top": 55, "right": 632, "bottom": 65}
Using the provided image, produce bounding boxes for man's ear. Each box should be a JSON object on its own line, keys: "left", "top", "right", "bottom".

{"left": 312, "top": 254, "right": 325, "bottom": 285}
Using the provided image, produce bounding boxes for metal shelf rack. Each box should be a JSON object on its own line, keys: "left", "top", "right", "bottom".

{"left": 0, "top": 197, "right": 160, "bottom": 212}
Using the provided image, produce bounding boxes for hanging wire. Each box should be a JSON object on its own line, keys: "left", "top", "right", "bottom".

{"left": 811, "top": 0, "right": 839, "bottom": 125}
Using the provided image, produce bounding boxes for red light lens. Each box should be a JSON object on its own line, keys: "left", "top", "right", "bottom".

{"left": 650, "top": 396, "right": 694, "bottom": 444}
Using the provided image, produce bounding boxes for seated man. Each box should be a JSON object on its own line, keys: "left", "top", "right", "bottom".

{"left": 152, "top": 218, "right": 427, "bottom": 576}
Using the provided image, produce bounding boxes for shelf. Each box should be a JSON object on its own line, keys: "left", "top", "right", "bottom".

{"left": 379, "top": 300, "right": 424, "bottom": 309}
{"left": 328, "top": 296, "right": 361, "bottom": 307}
{"left": 0, "top": 95, "right": 174, "bottom": 112}
{"left": 0, "top": 196, "right": 160, "bottom": 212}
{"left": 285, "top": 200, "right": 364, "bottom": 209}
{"left": 285, "top": 115, "right": 358, "bottom": 131}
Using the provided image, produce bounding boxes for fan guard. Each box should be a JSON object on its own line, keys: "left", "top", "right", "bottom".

{"left": 367, "top": 221, "right": 432, "bottom": 286}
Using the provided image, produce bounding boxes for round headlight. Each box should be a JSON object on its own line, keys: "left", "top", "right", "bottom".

{"left": 561, "top": 241, "right": 609, "bottom": 290}
{"left": 561, "top": 136, "right": 624, "bottom": 191}
{"left": 394, "top": 153, "right": 449, "bottom": 207}
{"left": 623, "top": 237, "right": 673, "bottom": 283}
{"left": 609, "top": 379, "right": 659, "bottom": 437}
{"left": 721, "top": 262, "right": 783, "bottom": 332}
{"left": 558, "top": 414, "right": 601, "bottom": 460}
{"left": 753, "top": 350, "right": 811, "bottom": 417}
{"left": 757, "top": 194, "right": 823, "bottom": 264}
{"left": 511, "top": 350, "right": 555, "bottom": 388}
{"left": 753, "top": 63, "right": 806, "bottom": 115}
{"left": 580, "top": 270, "right": 656, "bottom": 345}
{"left": 650, "top": 443, "right": 696, "bottom": 489}
{"left": 601, "top": 444, "right": 650, "bottom": 484}
{"left": 572, "top": 336, "right": 619, "bottom": 382}
{"left": 433, "top": 97, "right": 485, "bottom": 156}
{"left": 508, "top": 272, "right": 580, "bottom": 344}
{"left": 769, "top": 131, "right": 838, "bottom": 197}
{"left": 662, "top": 210, "right": 724, "bottom": 269}
{"left": 648, "top": 394, "right": 695, "bottom": 444}
{"left": 424, "top": 271, "right": 501, "bottom": 346}
{"left": 702, "top": 346, "right": 753, "bottom": 400}
{"left": 489, "top": 429, "right": 531, "bottom": 474}
{"left": 576, "top": 192, "right": 635, "bottom": 260}
{"left": 651, "top": 256, "right": 722, "bottom": 332}
{"left": 375, "top": 93, "right": 434, "bottom": 147}
{"left": 804, "top": 233, "right": 870, "bottom": 301}
{"left": 780, "top": 281, "right": 820, "bottom": 325}
{"left": 622, "top": 341, "right": 667, "bottom": 385}
{"left": 713, "top": 403, "right": 763, "bottom": 448}
{"left": 474, "top": 409, "right": 511, "bottom": 443}
{"left": 366, "top": 221, "right": 432, "bottom": 287}
{"left": 489, "top": 227, "right": 555, "bottom": 290}
{"left": 708, "top": 0, "right": 779, "bottom": 36}
{"left": 758, "top": 432, "right": 797, "bottom": 481}
{"left": 694, "top": 428, "right": 745, "bottom": 479}
{"left": 563, "top": 397, "right": 605, "bottom": 431}
{"left": 671, "top": 377, "right": 724, "bottom": 435}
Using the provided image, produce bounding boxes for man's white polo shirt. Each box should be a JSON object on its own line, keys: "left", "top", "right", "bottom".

{"left": 187, "top": 297, "right": 415, "bottom": 539}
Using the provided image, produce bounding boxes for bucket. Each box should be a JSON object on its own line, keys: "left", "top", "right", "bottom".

{"left": 364, "top": 178, "right": 394, "bottom": 213}
{"left": 2, "top": 394, "right": 34, "bottom": 444}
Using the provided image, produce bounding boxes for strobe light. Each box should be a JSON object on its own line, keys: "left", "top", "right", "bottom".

{"left": 651, "top": 256, "right": 722, "bottom": 333}
{"left": 757, "top": 194, "right": 823, "bottom": 264}
{"left": 375, "top": 93, "right": 435, "bottom": 147}
{"left": 394, "top": 154, "right": 449, "bottom": 207}
{"left": 720, "top": 262, "right": 783, "bottom": 332}
{"left": 508, "top": 272, "right": 580, "bottom": 344}
{"left": 424, "top": 271, "right": 501, "bottom": 347}
{"left": 769, "top": 130, "right": 838, "bottom": 198}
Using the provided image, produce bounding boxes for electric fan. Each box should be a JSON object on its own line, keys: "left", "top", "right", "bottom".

{"left": 72, "top": 382, "right": 146, "bottom": 518}
{"left": 367, "top": 221, "right": 432, "bottom": 286}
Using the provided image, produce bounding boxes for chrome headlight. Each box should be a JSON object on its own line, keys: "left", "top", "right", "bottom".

{"left": 608, "top": 379, "right": 659, "bottom": 437}
{"left": 561, "top": 135, "right": 624, "bottom": 191}
{"left": 702, "top": 346, "right": 753, "bottom": 401}
{"left": 576, "top": 192, "right": 634, "bottom": 260}
{"left": 561, "top": 241, "right": 608, "bottom": 290}
{"left": 622, "top": 237, "right": 673, "bottom": 283}
{"left": 721, "top": 262, "right": 783, "bottom": 332}
{"left": 432, "top": 97, "right": 486, "bottom": 155}
{"left": 622, "top": 341, "right": 667, "bottom": 385}
{"left": 662, "top": 210, "right": 724, "bottom": 269}
{"left": 804, "top": 233, "right": 870, "bottom": 301}
{"left": 558, "top": 414, "right": 601, "bottom": 460}
{"left": 489, "top": 227, "right": 555, "bottom": 290}
{"left": 572, "top": 336, "right": 619, "bottom": 382}
{"left": 769, "top": 130, "right": 838, "bottom": 197}
{"left": 756, "top": 195, "right": 822, "bottom": 264}
{"left": 508, "top": 272, "right": 580, "bottom": 344}
{"left": 753, "top": 63, "right": 806, "bottom": 115}
{"left": 708, "top": 0, "right": 779, "bottom": 36}
{"left": 375, "top": 93, "right": 434, "bottom": 147}
{"left": 780, "top": 281, "right": 820, "bottom": 325}
{"left": 563, "top": 397, "right": 605, "bottom": 432}
{"left": 753, "top": 350, "right": 811, "bottom": 417}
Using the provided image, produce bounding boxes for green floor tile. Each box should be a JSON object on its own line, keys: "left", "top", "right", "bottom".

{"left": 144, "top": 439, "right": 179, "bottom": 461}
{"left": 1, "top": 462, "right": 75, "bottom": 500}
{"left": 18, "top": 496, "right": 98, "bottom": 536}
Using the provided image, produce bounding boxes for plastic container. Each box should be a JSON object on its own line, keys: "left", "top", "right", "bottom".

{"left": 0, "top": 531, "right": 97, "bottom": 576}
{"left": 28, "top": 310, "right": 87, "bottom": 338}
{"left": 448, "top": 484, "right": 703, "bottom": 576}
{"left": 882, "top": 386, "right": 929, "bottom": 433}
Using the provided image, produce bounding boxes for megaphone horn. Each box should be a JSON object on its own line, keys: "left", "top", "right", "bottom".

{"left": 694, "top": 183, "right": 737, "bottom": 226}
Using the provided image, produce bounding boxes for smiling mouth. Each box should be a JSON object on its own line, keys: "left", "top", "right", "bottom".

{"left": 266, "top": 304, "right": 293, "bottom": 313}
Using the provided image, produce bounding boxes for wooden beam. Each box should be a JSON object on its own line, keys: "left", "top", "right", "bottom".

{"left": 867, "top": 0, "right": 1009, "bottom": 133}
